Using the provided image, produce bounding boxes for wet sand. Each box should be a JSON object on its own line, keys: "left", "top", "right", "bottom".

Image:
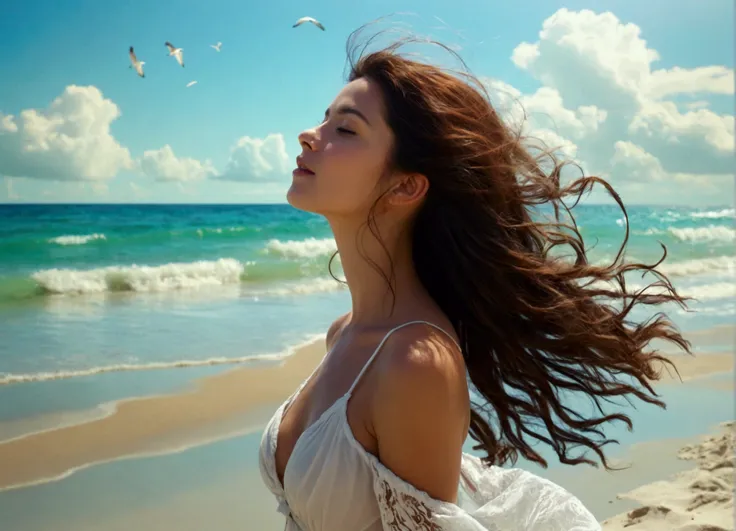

{"left": 657, "top": 351, "right": 734, "bottom": 384}
{"left": 0, "top": 337, "right": 326, "bottom": 491}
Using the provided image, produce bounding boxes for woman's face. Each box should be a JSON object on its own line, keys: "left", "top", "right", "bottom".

{"left": 287, "top": 77, "right": 395, "bottom": 220}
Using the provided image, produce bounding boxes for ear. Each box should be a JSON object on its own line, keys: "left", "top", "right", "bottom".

{"left": 386, "top": 173, "right": 429, "bottom": 207}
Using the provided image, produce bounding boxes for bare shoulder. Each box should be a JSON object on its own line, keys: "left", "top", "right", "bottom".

{"left": 325, "top": 312, "right": 350, "bottom": 351}
{"left": 370, "top": 322, "right": 469, "bottom": 502}
{"left": 375, "top": 322, "right": 468, "bottom": 417}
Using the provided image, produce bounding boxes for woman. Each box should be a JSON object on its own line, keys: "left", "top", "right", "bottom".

{"left": 259, "top": 27, "right": 689, "bottom": 531}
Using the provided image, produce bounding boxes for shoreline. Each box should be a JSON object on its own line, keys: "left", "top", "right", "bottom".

{"left": 0, "top": 336, "right": 327, "bottom": 491}
{"left": 0, "top": 328, "right": 733, "bottom": 492}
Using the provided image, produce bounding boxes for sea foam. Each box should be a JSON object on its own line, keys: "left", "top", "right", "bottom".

{"left": 49, "top": 234, "right": 106, "bottom": 245}
{"left": 264, "top": 238, "right": 337, "bottom": 259}
{"left": 32, "top": 258, "right": 246, "bottom": 295}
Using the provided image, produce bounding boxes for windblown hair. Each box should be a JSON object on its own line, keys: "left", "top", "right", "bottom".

{"left": 336, "top": 25, "right": 692, "bottom": 471}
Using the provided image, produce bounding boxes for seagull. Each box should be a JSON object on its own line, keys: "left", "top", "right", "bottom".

{"left": 210, "top": 41, "right": 222, "bottom": 52}
{"left": 165, "top": 41, "right": 184, "bottom": 67}
{"left": 292, "top": 17, "right": 325, "bottom": 31}
{"left": 129, "top": 46, "right": 145, "bottom": 77}
{"left": 186, "top": 80, "right": 198, "bottom": 87}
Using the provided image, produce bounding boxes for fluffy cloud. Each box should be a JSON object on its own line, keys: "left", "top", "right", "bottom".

{"left": 216, "top": 133, "right": 290, "bottom": 182}
{"left": 485, "top": 80, "right": 607, "bottom": 141}
{"left": 0, "top": 113, "right": 18, "bottom": 134}
{"left": 629, "top": 102, "right": 734, "bottom": 152}
{"left": 512, "top": 9, "right": 657, "bottom": 108}
{"left": 139, "top": 134, "right": 290, "bottom": 183}
{"left": 646, "top": 66, "right": 734, "bottom": 99}
{"left": 531, "top": 129, "right": 578, "bottom": 158}
{"left": 510, "top": 42, "right": 540, "bottom": 70}
{"left": 608, "top": 141, "right": 731, "bottom": 202}
{"left": 0, "top": 86, "right": 132, "bottom": 181}
{"left": 140, "top": 145, "right": 216, "bottom": 182}
{"left": 503, "top": 8, "right": 733, "bottom": 203}
{"left": 0, "top": 86, "right": 291, "bottom": 189}
{"left": 609, "top": 141, "right": 667, "bottom": 182}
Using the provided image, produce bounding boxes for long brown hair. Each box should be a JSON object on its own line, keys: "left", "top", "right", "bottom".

{"left": 334, "top": 25, "right": 692, "bottom": 471}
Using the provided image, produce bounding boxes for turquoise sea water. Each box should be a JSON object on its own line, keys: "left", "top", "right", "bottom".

{"left": 0, "top": 203, "right": 733, "bottom": 528}
{"left": 0, "top": 203, "right": 733, "bottom": 384}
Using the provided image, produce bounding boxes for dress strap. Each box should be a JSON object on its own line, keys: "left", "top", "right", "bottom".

{"left": 346, "top": 320, "right": 460, "bottom": 396}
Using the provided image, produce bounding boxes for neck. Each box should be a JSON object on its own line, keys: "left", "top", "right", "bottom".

{"left": 328, "top": 215, "right": 423, "bottom": 326}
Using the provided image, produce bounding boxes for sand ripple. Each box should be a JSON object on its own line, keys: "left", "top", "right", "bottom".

{"left": 603, "top": 421, "right": 735, "bottom": 530}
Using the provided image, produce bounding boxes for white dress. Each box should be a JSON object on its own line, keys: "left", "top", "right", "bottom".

{"left": 258, "top": 321, "right": 602, "bottom": 530}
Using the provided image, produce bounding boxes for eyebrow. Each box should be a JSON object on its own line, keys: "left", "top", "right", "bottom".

{"left": 324, "top": 105, "right": 371, "bottom": 126}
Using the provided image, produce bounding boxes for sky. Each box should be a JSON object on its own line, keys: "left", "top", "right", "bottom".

{"left": 0, "top": 0, "right": 733, "bottom": 205}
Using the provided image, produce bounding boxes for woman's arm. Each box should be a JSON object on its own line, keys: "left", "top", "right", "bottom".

{"left": 366, "top": 326, "right": 602, "bottom": 530}
{"left": 370, "top": 326, "right": 469, "bottom": 502}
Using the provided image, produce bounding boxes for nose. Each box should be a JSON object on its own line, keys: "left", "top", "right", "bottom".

{"left": 298, "top": 127, "right": 318, "bottom": 152}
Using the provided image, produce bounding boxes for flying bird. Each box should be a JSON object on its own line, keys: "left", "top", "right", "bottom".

{"left": 129, "top": 46, "right": 145, "bottom": 78}
{"left": 165, "top": 41, "right": 185, "bottom": 67}
{"left": 210, "top": 41, "right": 222, "bottom": 52}
{"left": 186, "top": 80, "right": 198, "bottom": 87}
{"left": 292, "top": 17, "right": 325, "bottom": 31}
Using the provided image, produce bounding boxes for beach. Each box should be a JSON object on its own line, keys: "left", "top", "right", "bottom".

{"left": 0, "top": 338, "right": 325, "bottom": 491}
{"left": 0, "top": 203, "right": 734, "bottom": 530}
{"left": 603, "top": 421, "right": 735, "bottom": 530}
{"left": 0, "top": 329, "right": 732, "bottom": 492}
{"left": 0, "top": 326, "right": 734, "bottom": 529}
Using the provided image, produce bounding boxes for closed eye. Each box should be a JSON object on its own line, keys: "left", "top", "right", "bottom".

{"left": 317, "top": 117, "right": 356, "bottom": 136}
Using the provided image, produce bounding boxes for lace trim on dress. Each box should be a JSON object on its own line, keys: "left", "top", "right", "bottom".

{"left": 368, "top": 452, "right": 602, "bottom": 531}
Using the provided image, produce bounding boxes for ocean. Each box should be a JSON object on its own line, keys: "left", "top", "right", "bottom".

{"left": 0, "top": 202, "right": 733, "bottom": 529}
{"left": 0, "top": 202, "right": 734, "bottom": 412}
{"left": 0, "top": 203, "right": 733, "bottom": 383}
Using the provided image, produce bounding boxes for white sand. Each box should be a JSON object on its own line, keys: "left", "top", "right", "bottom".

{"left": 602, "top": 421, "right": 735, "bottom": 530}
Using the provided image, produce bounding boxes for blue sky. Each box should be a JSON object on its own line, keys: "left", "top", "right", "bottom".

{"left": 0, "top": 0, "right": 733, "bottom": 205}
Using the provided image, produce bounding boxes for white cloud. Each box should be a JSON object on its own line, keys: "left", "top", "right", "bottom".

{"left": 511, "top": 9, "right": 658, "bottom": 109}
{"left": 140, "top": 144, "right": 216, "bottom": 182}
{"left": 607, "top": 141, "right": 731, "bottom": 202}
{"left": 0, "top": 86, "right": 132, "bottom": 181}
{"left": 510, "top": 42, "right": 540, "bottom": 70}
{"left": 216, "top": 133, "right": 290, "bottom": 182}
{"left": 506, "top": 7, "right": 734, "bottom": 196}
{"left": 629, "top": 101, "right": 734, "bottom": 152}
{"left": 577, "top": 105, "right": 609, "bottom": 133}
{"left": 528, "top": 129, "right": 578, "bottom": 158}
{"left": 0, "top": 113, "right": 17, "bottom": 134}
{"left": 511, "top": 9, "right": 734, "bottom": 154}
{"left": 483, "top": 78, "right": 522, "bottom": 116}
{"left": 484, "top": 80, "right": 606, "bottom": 141}
{"left": 524, "top": 87, "right": 608, "bottom": 138}
{"left": 610, "top": 141, "right": 666, "bottom": 182}
{"left": 482, "top": 80, "right": 591, "bottom": 158}
{"left": 647, "top": 66, "right": 734, "bottom": 99}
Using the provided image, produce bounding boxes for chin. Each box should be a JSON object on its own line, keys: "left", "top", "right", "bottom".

{"left": 286, "top": 181, "right": 319, "bottom": 214}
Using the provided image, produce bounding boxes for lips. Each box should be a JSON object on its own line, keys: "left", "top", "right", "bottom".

{"left": 295, "top": 156, "right": 315, "bottom": 175}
